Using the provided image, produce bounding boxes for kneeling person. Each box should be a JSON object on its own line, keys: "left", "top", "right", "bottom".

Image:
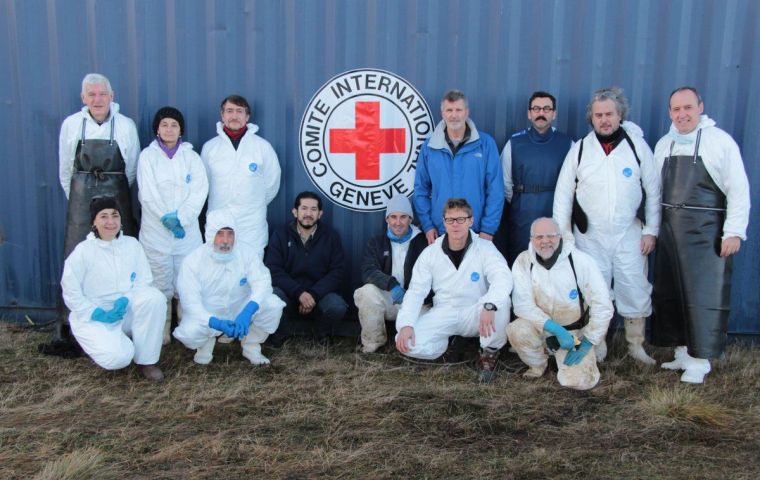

{"left": 173, "top": 210, "right": 285, "bottom": 365}
{"left": 354, "top": 194, "right": 428, "bottom": 353}
{"left": 395, "top": 198, "right": 512, "bottom": 382}
{"left": 508, "top": 218, "right": 613, "bottom": 390}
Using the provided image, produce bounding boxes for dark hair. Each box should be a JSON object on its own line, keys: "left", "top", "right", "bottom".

{"left": 443, "top": 197, "right": 473, "bottom": 218}
{"left": 294, "top": 191, "right": 323, "bottom": 210}
{"left": 220, "top": 95, "right": 251, "bottom": 115}
{"left": 669, "top": 86, "right": 703, "bottom": 106}
{"left": 152, "top": 106, "right": 185, "bottom": 136}
{"left": 528, "top": 91, "right": 556, "bottom": 110}
{"left": 440, "top": 89, "right": 468, "bottom": 108}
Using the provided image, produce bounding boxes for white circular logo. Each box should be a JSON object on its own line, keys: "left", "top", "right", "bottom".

{"left": 299, "top": 68, "right": 434, "bottom": 212}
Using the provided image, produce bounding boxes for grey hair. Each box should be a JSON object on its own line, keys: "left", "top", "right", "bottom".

{"left": 586, "top": 86, "right": 628, "bottom": 123}
{"left": 440, "top": 89, "right": 468, "bottom": 109}
{"left": 530, "top": 217, "right": 560, "bottom": 237}
{"left": 81, "top": 73, "right": 113, "bottom": 95}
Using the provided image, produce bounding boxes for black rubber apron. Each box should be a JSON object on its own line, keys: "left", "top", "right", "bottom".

{"left": 652, "top": 130, "right": 731, "bottom": 359}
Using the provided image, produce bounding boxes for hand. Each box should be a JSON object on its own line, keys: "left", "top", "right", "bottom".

{"left": 564, "top": 337, "right": 593, "bottom": 366}
{"left": 208, "top": 316, "right": 236, "bottom": 337}
{"left": 720, "top": 236, "right": 741, "bottom": 257}
{"left": 479, "top": 309, "right": 496, "bottom": 337}
{"left": 91, "top": 307, "right": 109, "bottom": 323}
{"left": 390, "top": 285, "right": 406, "bottom": 304}
{"left": 298, "top": 291, "right": 316, "bottom": 315}
{"left": 234, "top": 301, "right": 259, "bottom": 338}
{"left": 160, "top": 211, "right": 180, "bottom": 231}
{"left": 640, "top": 234, "right": 656, "bottom": 255}
{"left": 543, "top": 319, "right": 575, "bottom": 350}
{"left": 106, "top": 296, "right": 129, "bottom": 322}
{"left": 171, "top": 224, "right": 186, "bottom": 239}
{"left": 425, "top": 229, "right": 438, "bottom": 245}
{"left": 395, "top": 326, "right": 415, "bottom": 353}
{"left": 478, "top": 232, "right": 493, "bottom": 241}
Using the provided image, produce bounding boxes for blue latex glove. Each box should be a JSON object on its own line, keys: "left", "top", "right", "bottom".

{"left": 208, "top": 316, "right": 236, "bottom": 338}
{"left": 107, "top": 296, "right": 129, "bottom": 322}
{"left": 160, "top": 211, "right": 180, "bottom": 231}
{"left": 234, "top": 301, "right": 259, "bottom": 338}
{"left": 543, "top": 319, "right": 575, "bottom": 350}
{"left": 171, "top": 224, "right": 186, "bottom": 239}
{"left": 391, "top": 285, "right": 406, "bottom": 304}
{"left": 564, "top": 337, "right": 593, "bottom": 366}
{"left": 91, "top": 307, "right": 110, "bottom": 323}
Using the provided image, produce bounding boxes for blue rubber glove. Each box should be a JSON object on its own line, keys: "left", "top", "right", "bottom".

{"left": 91, "top": 307, "right": 110, "bottom": 323}
{"left": 391, "top": 285, "right": 406, "bottom": 304}
{"left": 160, "top": 211, "right": 180, "bottom": 231}
{"left": 106, "top": 296, "right": 129, "bottom": 322}
{"left": 171, "top": 224, "right": 186, "bottom": 239}
{"left": 543, "top": 319, "right": 575, "bottom": 350}
{"left": 208, "top": 316, "right": 236, "bottom": 338}
{"left": 564, "top": 337, "right": 593, "bottom": 366}
{"left": 234, "top": 301, "right": 259, "bottom": 338}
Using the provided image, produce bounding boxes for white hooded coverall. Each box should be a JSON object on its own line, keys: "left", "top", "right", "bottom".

{"left": 61, "top": 233, "right": 166, "bottom": 369}
{"left": 395, "top": 231, "right": 512, "bottom": 360}
{"left": 200, "top": 122, "right": 281, "bottom": 256}
{"left": 137, "top": 140, "right": 209, "bottom": 298}
{"left": 173, "top": 211, "right": 285, "bottom": 359}
{"left": 508, "top": 239, "right": 613, "bottom": 390}
{"left": 552, "top": 122, "right": 661, "bottom": 318}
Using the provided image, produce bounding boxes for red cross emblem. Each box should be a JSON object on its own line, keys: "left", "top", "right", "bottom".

{"left": 329, "top": 101, "right": 406, "bottom": 180}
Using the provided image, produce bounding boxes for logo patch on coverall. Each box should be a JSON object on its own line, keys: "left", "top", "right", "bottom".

{"left": 471, "top": 272, "right": 480, "bottom": 282}
{"left": 130, "top": 272, "right": 136, "bottom": 282}
{"left": 248, "top": 163, "right": 258, "bottom": 172}
{"left": 622, "top": 167, "right": 633, "bottom": 177}
{"left": 569, "top": 289, "right": 578, "bottom": 299}
{"left": 240, "top": 277, "right": 248, "bottom": 286}
{"left": 185, "top": 173, "right": 192, "bottom": 183}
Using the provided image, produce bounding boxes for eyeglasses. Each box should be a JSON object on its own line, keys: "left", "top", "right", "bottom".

{"left": 444, "top": 216, "right": 472, "bottom": 225}
{"left": 529, "top": 106, "right": 555, "bottom": 113}
{"left": 531, "top": 233, "right": 561, "bottom": 241}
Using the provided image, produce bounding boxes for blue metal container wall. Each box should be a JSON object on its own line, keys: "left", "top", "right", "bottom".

{"left": 0, "top": 0, "right": 758, "bottom": 333}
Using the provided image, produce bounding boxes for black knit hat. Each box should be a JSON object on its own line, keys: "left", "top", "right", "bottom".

{"left": 152, "top": 106, "right": 185, "bottom": 136}
{"left": 90, "top": 195, "right": 121, "bottom": 224}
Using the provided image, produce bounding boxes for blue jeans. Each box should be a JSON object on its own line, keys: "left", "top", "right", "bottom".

{"left": 272, "top": 287, "right": 348, "bottom": 337}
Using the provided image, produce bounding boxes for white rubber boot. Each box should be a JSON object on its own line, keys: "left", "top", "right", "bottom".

{"left": 624, "top": 318, "right": 656, "bottom": 365}
{"left": 522, "top": 363, "right": 547, "bottom": 379}
{"left": 162, "top": 299, "right": 172, "bottom": 346}
{"left": 595, "top": 338, "right": 608, "bottom": 363}
{"left": 680, "top": 355, "right": 711, "bottom": 384}
{"left": 193, "top": 337, "right": 216, "bottom": 365}
{"left": 242, "top": 344, "right": 270, "bottom": 365}
{"left": 661, "top": 346, "right": 688, "bottom": 370}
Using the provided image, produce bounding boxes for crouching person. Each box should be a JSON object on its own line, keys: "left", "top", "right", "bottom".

{"left": 173, "top": 210, "right": 285, "bottom": 365}
{"left": 508, "top": 218, "right": 613, "bottom": 390}
{"left": 354, "top": 194, "right": 428, "bottom": 353}
{"left": 61, "top": 196, "right": 166, "bottom": 381}
{"left": 395, "top": 198, "right": 512, "bottom": 383}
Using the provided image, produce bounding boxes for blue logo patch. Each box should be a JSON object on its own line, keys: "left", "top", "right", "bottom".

{"left": 130, "top": 272, "right": 137, "bottom": 282}
{"left": 471, "top": 272, "right": 480, "bottom": 282}
{"left": 239, "top": 277, "right": 248, "bottom": 286}
{"left": 248, "top": 162, "right": 258, "bottom": 172}
{"left": 622, "top": 167, "right": 633, "bottom": 178}
{"left": 569, "top": 289, "right": 578, "bottom": 300}
{"left": 185, "top": 173, "right": 192, "bottom": 183}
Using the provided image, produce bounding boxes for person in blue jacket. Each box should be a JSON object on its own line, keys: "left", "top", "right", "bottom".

{"left": 496, "top": 91, "right": 573, "bottom": 265}
{"left": 413, "top": 90, "right": 504, "bottom": 245}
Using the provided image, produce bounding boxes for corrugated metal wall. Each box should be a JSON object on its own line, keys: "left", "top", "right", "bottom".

{"left": 1, "top": 0, "right": 758, "bottom": 333}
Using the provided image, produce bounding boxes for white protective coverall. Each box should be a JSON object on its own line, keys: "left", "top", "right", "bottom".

{"left": 61, "top": 232, "right": 166, "bottom": 369}
{"left": 395, "top": 231, "right": 512, "bottom": 360}
{"left": 59, "top": 102, "right": 140, "bottom": 198}
{"left": 553, "top": 121, "right": 661, "bottom": 319}
{"left": 173, "top": 211, "right": 285, "bottom": 364}
{"left": 508, "top": 238, "right": 613, "bottom": 390}
{"left": 137, "top": 140, "right": 209, "bottom": 298}
{"left": 200, "top": 122, "right": 281, "bottom": 256}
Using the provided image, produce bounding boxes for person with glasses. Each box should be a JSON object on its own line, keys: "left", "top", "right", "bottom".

{"left": 413, "top": 90, "right": 504, "bottom": 246}
{"left": 553, "top": 87, "right": 661, "bottom": 365}
{"left": 201, "top": 95, "right": 281, "bottom": 258}
{"left": 496, "top": 91, "right": 573, "bottom": 266}
{"left": 651, "top": 87, "right": 750, "bottom": 384}
{"left": 508, "top": 218, "right": 612, "bottom": 390}
{"left": 395, "top": 198, "right": 512, "bottom": 383}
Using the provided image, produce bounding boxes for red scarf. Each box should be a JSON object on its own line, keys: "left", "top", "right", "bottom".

{"left": 223, "top": 125, "right": 247, "bottom": 140}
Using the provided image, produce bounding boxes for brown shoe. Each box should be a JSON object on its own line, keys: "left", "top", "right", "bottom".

{"left": 477, "top": 348, "right": 499, "bottom": 384}
{"left": 139, "top": 364, "right": 164, "bottom": 382}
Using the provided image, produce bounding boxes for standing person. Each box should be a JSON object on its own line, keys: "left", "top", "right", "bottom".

{"left": 353, "top": 194, "right": 429, "bottom": 353}
{"left": 497, "top": 91, "right": 573, "bottom": 265}
{"left": 553, "top": 87, "right": 661, "bottom": 365}
{"left": 61, "top": 196, "right": 166, "bottom": 381}
{"left": 414, "top": 90, "right": 504, "bottom": 245}
{"left": 652, "top": 87, "right": 751, "bottom": 384}
{"left": 137, "top": 107, "right": 208, "bottom": 345}
{"left": 395, "top": 198, "right": 512, "bottom": 383}
{"left": 201, "top": 94, "right": 281, "bottom": 257}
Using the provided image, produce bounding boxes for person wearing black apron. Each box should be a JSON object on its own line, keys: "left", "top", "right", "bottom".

{"left": 652, "top": 87, "right": 750, "bottom": 384}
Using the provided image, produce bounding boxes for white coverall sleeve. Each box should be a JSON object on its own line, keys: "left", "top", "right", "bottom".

{"left": 246, "top": 257, "right": 275, "bottom": 303}
{"left": 718, "top": 136, "right": 751, "bottom": 240}
{"left": 479, "top": 243, "right": 513, "bottom": 311}
{"left": 553, "top": 144, "right": 580, "bottom": 234}
{"left": 501, "top": 139, "right": 513, "bottom": 203}
{"left": 395, "top": 248, "right": 434, "bottom": 330}
{"left": 58, "top": 118, "right": 76, "bottom": 198}
{"left": 124, "top": 118, "right": 140, "bottom": 187}
{"left": 638, "top": 140, "right": 661, "bottom": 237}
{"left": 263, "top": 141, "right": 281, "bottom": 205}
{"left": 577, "top": 254, "right": 614, "bottom": 345}
{"left": 511, "top": 254, "right": 551, "bottom": 332}
{"left": 176, "top": 153, "right": 210, "bottom": 228}
{"left": 177, "top": 256, "right": 215, "bottom": 322}
{"left": 61, "top": 248, "right": 99, "bottom": 318}
{"left": 133, "top": 242, "right": 155, "bottom": 289}
{"left": 136, "top": 151, "right": 169, "bottom": 220}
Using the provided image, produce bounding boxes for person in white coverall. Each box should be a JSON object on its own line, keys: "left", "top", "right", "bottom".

{"left": 173, "top": 210, "right": 285, "bottom": 365}
{"left": 200, "top": 94, "right": 281, "bottom": 257}
{"left": 553, "top": 87, "right": 660, "bottom": 365}
{"left": 61, "top": 196, "right": 166, "bottom": 382}
{"left": 508, "top": 218, "right": 613, "bottom": 390}
{"left": 137, "top": 106, "right": 209, "bottom": 345}
{"left": 395, "top": 198, "right": 512, "bottom": 383}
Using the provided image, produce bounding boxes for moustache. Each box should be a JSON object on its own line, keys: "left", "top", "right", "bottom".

{"left": 536, "top": 116, "right": 547, "bottom": 122}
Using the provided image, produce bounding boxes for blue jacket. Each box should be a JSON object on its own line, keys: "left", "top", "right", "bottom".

{"left": 413, "top": 119, "right": 504, "bottom": 235}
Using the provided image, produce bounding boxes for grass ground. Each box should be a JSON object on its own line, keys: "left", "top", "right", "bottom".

{"left": 1, "top": 325, "right": 758, "bottom": 479}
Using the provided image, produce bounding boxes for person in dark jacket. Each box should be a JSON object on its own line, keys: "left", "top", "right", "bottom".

{"left": 264, "top": 191, "right": 347, "bottom": 346}
{"left": 353, "top": 194, "right": 429, "bottom": 353}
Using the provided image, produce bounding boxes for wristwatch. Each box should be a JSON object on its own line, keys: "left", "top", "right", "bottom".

{"left": 483, "top": 302, "right": 497, "bottom": 311}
